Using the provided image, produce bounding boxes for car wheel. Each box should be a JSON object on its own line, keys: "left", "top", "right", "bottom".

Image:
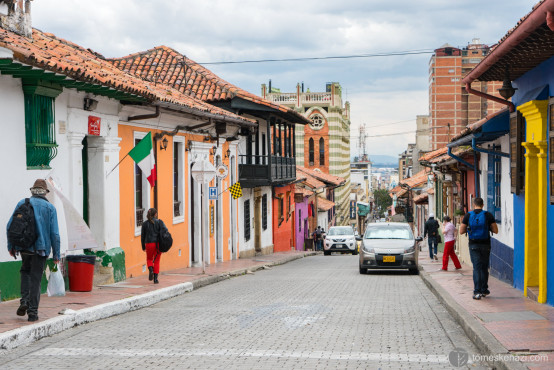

{"left": 359, "top": 265, "right": 367, "bottom": 274}
{"left": 352, "top": 250, "right": 358, "bottom": 256}
{"left": 324, "top": 251, "right": 330, "bottom": 256}
{"left": 409, "top": 268, "right": 419, "bottom": 275}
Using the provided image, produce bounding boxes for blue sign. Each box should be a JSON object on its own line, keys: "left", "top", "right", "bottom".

{"left": 209, "top": 187, "right": 218, "bottom": 200}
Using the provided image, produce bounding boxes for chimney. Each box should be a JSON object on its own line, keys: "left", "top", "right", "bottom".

{"left": 0, "top": 0, "right": 33, "bottom": 37}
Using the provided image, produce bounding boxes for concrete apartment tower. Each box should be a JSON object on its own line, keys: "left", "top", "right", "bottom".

{"left": 262, "top": 82, "right": 352, "bottom": 226}
{"left": 429, "top": 39, "right": 503, "bottom": 150}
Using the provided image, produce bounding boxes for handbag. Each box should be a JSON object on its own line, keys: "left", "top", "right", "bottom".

{"left": 157, "top": 219, "right": 173, "bottom": 253}
{"left": 436, "top": 234, "right": 442, "bottom": 243}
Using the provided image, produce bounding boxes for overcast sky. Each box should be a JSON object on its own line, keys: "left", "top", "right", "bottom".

{"left": 32, "top": 0, "right": 537, "bottom": 159}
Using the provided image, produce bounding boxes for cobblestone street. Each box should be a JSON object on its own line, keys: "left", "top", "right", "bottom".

{"left": 1, "top": 255, "right": 488, "bottom": 369}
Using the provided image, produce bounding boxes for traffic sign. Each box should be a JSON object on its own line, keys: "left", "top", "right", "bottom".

{"left": 209, "top": 187, "right": 218, "bottom": 200}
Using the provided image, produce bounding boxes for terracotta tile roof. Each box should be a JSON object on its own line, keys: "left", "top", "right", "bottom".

{"left": 400, "top": 169, "right": 429, "bottom": 188}
{"left": 0, "top": 28, "right": 254, "bottom": 125}
{"left": 298, "top": 171, "right": 326, "bottom": 190}
{"left": 294, "top": 185, "right": 314, "bottom": 197}
{"left": 389, "top": 185, "right": 406, "bottom": 198}
{"left": 419, "top": 147, "right": 447, "bottom": 162}
{"left": 317, "top": 196, "right": 335, "bottom": 211}
{"left": 109, "top": 46, "right": 309, "bottom": 123}
{"left": 428, "top": 147, "right": 473, "bottom": 165}
{"left": 413, "top": 192, "right": 428, "bottom": 204}
{"left": 296, "top": 166, "right": 345, "bottom": 187}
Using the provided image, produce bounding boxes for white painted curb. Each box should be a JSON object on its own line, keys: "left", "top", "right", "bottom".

{"left": 0, "top": 282, "right": 193, "bottom": 350}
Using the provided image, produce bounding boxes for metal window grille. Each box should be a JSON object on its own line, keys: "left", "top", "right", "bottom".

{"left": 487, "top": 149, "right": 502, "bottom": 223}
{"left": 173, "top": 142, "right": 181, "bottom": 217}
{"left": 135, "top": 139, "right": 144, "bottom": 227}
{"left": 244, "top": 200, "right": 251, "bottom": 241}
{"left": 24, "top": 94, "right": 58, "bottom": 169}
{"left": 509, "top": 111, "right": 525, "bottom": 194}
{"left": 262, "top": 194, "right": 267, "bottom": 230}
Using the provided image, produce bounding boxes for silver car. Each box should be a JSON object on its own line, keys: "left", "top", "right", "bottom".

{"left": 324, "top": 226, "right": 360, "bottom": 255}
{"left": 359, "top": 222, "right": 423, "bottom": 274}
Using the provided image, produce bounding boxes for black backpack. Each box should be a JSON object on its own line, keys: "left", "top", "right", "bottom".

{"left": 157, "top": 220, "right": 173, "bottom": 253}
{"left": 7, "top": 198, "right": 38, "bottom": 251}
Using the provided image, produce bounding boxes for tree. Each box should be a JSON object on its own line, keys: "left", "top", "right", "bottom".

{"left": 373, "top": 189, "right": 392, "bottom": 218}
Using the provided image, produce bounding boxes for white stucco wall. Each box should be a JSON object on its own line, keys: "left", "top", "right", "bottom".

{"left": 237, "top": 186, "right": 273, "bottom": 255}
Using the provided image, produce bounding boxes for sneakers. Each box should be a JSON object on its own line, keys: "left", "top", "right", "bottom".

{"left": 434, "top": 255, "right": 438, "bottom": 261}
{"left": 27, "top": 315, "right": 38, "bottom": 322}
{"left": 472, "top": 293, "right": 482, "bottom": 300}
{"left": 16, "top": 304, "right": 28, "bottom": 316}
{"left": 148, "top": 266, "right": 154, "bottom": 281}
{"left": 481, "top": 290, "right": 490, "bottom": 298}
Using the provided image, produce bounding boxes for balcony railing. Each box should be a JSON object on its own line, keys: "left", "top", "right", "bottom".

{"left": 268, "top": 92, "right": 334, "bottom": 105}
{"left": 239, "top": 154, "right": 296, "bottom": 188}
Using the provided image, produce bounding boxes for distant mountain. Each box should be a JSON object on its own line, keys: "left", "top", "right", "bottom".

{"left": 368, "top": 155, "right": 397, "bottom": 166}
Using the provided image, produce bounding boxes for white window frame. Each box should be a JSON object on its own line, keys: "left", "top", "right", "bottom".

{"left": 134, "top": 131, "right": 151, "bottom": 236}
{"left": 173, "top": 136, "right": 185, "bottom": 224}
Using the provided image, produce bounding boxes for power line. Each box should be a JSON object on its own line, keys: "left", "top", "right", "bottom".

{"left": 199, "top": 49, "right": 435, "bottom": 65}
{"left": 363, "top": 119, "right": 416, "bottom": 129}
{"left": 348, "top": 125, "right": 451, "bottom": 138}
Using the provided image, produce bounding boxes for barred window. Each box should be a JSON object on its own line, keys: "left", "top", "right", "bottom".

{"left": 244, "top": 200, "right": 251, "bottom": 241}
{"left": 262, "top": 194, "right": 267, "bottom": 230}
{"left": 24, "top": 94, "right": 57, "bottom": 169}
{"left": 509, "top": 111, "right": 525, "bottom": 194}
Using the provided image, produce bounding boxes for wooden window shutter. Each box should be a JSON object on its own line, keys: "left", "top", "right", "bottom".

{"left": 509, "top": 111, "right": 524, "bottom": 194}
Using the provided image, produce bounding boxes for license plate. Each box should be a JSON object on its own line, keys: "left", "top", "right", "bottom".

{"left": 383, "top": 256, "right": 395, "bottom": 263}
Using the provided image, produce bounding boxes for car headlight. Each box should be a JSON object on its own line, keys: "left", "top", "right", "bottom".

{"left": 405, "top": 246, "right": 415, "bottom": 253}
{"left": 363, "top": 245, "right": 375, "bottom": 253}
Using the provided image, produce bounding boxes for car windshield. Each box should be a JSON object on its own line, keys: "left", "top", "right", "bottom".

{"left": 364, "top": 226, "right": 413, "bottom": 240}
{"left": 328, "top": 227, "right": 354, "bottom": 236}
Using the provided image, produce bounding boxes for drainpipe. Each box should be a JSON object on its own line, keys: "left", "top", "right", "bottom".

{"left": 447, "top": 147, "right": 480, "bottom": 198}
{"left": 465, "top": 83, "right": 515, "bottom": 113}
{"left": 471, "top": 138, "right": 510, "bottom": 158}
{"left": 128, "top": 106, "right": 160, "bottom": 121}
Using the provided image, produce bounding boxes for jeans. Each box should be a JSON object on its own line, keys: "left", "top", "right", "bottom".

{"left": 469, "top": 243, "right": 491, "bottom": 295}
{"left": 428, "top": 236, "right": 438, "bottom": 258}
{"left": 315, "top": 239, "right": 323, "bottom": 251}
{"left": 20, "top": 253, "right": 47, "bottom": 317}
{"left": 442, "top": 240, "right": 461, "bottom": 270}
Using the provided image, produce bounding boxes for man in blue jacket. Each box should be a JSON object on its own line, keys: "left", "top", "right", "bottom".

{"left": 7, "top": 179, "right": 60, "bottom": 322}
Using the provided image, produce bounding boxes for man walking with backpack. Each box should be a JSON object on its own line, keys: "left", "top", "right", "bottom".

{"left": 7, "top": 179, "right": 60, "bottom": 322}
{"left": 424, "top": 213, "right": 440, "bottom": 260}
{"left": 459, "top": 197, "right": 498, "bottom": 300}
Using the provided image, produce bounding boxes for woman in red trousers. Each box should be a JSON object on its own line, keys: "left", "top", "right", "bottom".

{"left": 441, "top": 216, "right": 462, "bottom": 271}
{"left": 141, "top": 208, "right": 165, "bottom": 284}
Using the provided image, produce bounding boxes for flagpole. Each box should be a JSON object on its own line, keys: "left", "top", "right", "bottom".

{"left": 106, "top": 153, "right": 130, "bottom": 178}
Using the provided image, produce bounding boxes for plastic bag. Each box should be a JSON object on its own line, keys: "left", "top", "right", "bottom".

{"left": 47, "top": 265, "right": 66, "bottom": 297}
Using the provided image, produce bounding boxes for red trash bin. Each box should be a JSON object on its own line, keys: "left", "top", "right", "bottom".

{"left": 66, "top": 255, "right": 96, "bottom": 292}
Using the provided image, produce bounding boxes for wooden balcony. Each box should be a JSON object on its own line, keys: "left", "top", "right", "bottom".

{"left": 239, "top": 155, "right": 296, "bottom": 188}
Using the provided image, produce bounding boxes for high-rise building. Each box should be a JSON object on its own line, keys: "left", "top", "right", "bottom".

{"left": 263, "top": 82, "right": 352, "bottom": 226}
{"left": 429, "top": 38, "right": 503, "bottom": 150}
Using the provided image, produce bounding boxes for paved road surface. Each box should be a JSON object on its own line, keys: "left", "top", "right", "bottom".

{"left": 1, "top": 255, "right": 488, "bottom": 369}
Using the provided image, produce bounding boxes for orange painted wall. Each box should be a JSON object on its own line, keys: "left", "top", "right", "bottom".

{"left": 119, "top": 124, "right": 235, "bottom": 277}
{"left": 272, "top": 184, "right": 294, "bottom": 252}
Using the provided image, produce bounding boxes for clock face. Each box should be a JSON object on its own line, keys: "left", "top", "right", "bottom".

{"left": 309, "top": 113, "right": 325, "bottom": 130}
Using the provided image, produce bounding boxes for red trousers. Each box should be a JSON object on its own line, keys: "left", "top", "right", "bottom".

{"left": 442, "top": 240, "right": 461, "bottom": 270}
{"left": 146, "top": 243, "right": 161, "bottom": 274}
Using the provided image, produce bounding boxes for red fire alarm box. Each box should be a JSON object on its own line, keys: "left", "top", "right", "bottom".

{"left": 88, "top": 116, "right": 101, "bottom": 136}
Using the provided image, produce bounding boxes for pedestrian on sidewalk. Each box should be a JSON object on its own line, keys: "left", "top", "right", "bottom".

{"left": 141, "top": 208, "right": 165, "bottom": 284}
{"left": 459, "top": 198, "right": 498, "bottom": 300}
{"left": 7, "top": 179, "right": 60, "bottom": 322}
{"left": 441, "top": 216, "right": 461, "bottom": 271}
{"left": 313, "top": 226, "right": 323, "bottom": 251}
{"left": 424, "top": 213, "right": 440, "bottom": 261}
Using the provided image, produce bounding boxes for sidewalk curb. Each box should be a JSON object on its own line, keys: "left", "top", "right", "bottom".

{"left": 419, "top": 268, "right": 528, "bottom": 370}
{"left": 0, "top": 252, "right": 315, "bottom": 350}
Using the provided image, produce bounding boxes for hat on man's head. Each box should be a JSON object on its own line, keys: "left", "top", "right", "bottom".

{"left": 31, "top": 179, "right": 49, "bottom": 193}
{"left": 429, "top": 213, "right": 435, "bottom": 218}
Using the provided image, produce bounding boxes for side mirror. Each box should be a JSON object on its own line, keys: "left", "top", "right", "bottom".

{"left": 415, "top": 236, "right": 423, "bottom": 242}
{"left": 356, "top": 236, "right": 363, "bottom": 241}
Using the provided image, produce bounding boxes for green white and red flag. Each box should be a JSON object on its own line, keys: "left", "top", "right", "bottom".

{"left": 129, "top": 132, "right": 156, "bottom": 187}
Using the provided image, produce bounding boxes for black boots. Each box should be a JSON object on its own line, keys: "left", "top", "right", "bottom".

{"left": 148, "top": 266, "right": 154, "bottom": 281}
{"left": 153, "top": 273, "right": 159, "bottom": 284}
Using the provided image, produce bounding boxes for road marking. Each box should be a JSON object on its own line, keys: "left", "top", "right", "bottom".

{"left": 31, "top": 348, "right": 450, "bottom": 363}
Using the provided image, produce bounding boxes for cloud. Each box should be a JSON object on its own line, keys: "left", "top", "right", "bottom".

{"left": 32, "top": 0, "right": 538, "bottom": 157}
